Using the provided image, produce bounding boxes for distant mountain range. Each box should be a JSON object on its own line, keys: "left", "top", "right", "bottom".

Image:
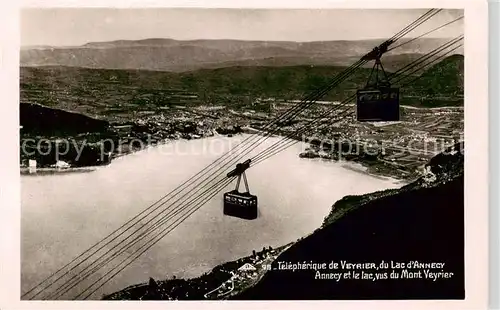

{"left": 20, "top": 38, "right": 464, "bottom": 72}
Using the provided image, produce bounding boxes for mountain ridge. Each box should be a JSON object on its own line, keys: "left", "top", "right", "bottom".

{"left": 21, "top": 37, "right": 464, "bottom": 72}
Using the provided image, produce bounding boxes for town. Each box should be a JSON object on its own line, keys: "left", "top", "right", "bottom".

{"left": 20, "top": 92, "right": 463, "bottom": 180}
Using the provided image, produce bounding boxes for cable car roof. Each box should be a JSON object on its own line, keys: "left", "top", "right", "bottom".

{"left": 224, "top": 190, "right": 257, "bottom": 199}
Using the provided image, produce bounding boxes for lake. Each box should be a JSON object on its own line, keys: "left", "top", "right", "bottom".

{"left": 21, "top": 135, "right": 402, "bottom": 299}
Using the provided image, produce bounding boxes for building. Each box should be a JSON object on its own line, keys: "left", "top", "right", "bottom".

{"left": 237, "top": 263, "right": 258, "bottom": 279}
{"left": 238, "top": 263, "right": 257, "bottom": 272}
{"left": 53, "top": 160, "right": 70, "bottom": 169}
{"left": 114, "top": 124, "right": 133, "bottom": 135}
{"left": 28, "top": 159, "right": 37, "bottom": 174}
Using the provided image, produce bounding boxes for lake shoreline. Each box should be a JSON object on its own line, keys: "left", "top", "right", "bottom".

{"left": 20, "top": 131, "right": 414, "bottom": 182}
{"left": 22, "top": 135, "right": 401, "bottom": 300}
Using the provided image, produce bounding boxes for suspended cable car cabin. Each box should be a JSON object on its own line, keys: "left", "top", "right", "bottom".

{"left": 223, "top": 159, "right": 258, "bottom": 220}
{"left": 357, "top": 42, "right": 400, "bottom": 122}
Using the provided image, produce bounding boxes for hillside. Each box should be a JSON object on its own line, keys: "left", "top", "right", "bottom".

{"left": 400, "top": 54, "right": 464, "bottom": 107}
{"left": 20, "top": 102, "right": 110, "bottom": 135}
{"left": 409, "top": 54, "right": 464, "bottom": 96}
{"left": 21, "top": 37, "right": 462, "bottom": 72}
{"left": 20, "top": 54, "right": 464, "bottom": 122}
{"left": 19, "top": 65, "right": 374, "bottom": 119}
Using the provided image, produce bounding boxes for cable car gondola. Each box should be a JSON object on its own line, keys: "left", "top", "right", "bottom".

{"left": 223, "top": 159, "right": 258, "bottom": 220}
{"left": 357, "top": 42, "right": 400, "bottom": 122}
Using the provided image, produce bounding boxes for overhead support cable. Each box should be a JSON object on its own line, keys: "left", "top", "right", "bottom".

{"left": 72, "top": 37, "right": 465, "bottom": 301}
{"left": 250, "top": 40, "right": 464, "bottom": 165}
{"left": 387, "top": 15, "right": 464, "bottom": 52}
{"left": 23, "top": 8, "right": 450, "bottom": 300}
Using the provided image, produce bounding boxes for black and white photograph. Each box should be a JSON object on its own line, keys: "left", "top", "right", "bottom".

{"left": 0, "top": 1, "right": 490, "bottom": 307}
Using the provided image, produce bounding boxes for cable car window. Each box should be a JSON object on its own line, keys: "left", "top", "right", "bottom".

{"left": 359, "top": 91, "right": 383, "bottom": 102}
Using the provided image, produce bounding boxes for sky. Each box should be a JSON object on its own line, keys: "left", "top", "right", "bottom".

{"left": 21, "top": 8, "right": 464, "bottom": 47}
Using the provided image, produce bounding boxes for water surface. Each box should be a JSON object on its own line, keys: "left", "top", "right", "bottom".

{"left": 21, "top": 135, "right": 402, "bottom": 299}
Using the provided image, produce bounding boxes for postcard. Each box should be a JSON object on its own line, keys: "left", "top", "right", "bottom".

{"left": 0, "top": 1, "right": 489, "bottom": 309}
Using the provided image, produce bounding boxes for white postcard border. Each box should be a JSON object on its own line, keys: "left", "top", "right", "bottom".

{"left": 0, "top": 0, "right": 489, "bottom": 309}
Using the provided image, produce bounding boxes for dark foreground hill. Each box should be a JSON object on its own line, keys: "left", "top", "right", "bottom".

{"left": 103, "top": 143, "right": 464, "bottom": 300}
{"left": 234, "top": 143, "right": 464, "bottom": 300}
